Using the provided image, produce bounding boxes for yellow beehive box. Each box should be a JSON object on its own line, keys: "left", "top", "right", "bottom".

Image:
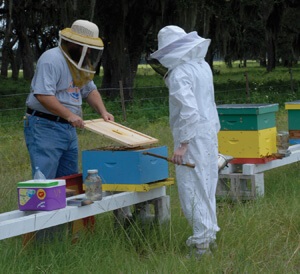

{"left": 218, "top": 127, "right": 277, "bottom": 158}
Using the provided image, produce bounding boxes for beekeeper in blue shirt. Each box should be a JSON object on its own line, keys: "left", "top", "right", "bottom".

{"left": 24, "top": 20, "right": 114, "bottom": 179}
{"left": 151, "top": 25, "right": 220, "bottom": 258}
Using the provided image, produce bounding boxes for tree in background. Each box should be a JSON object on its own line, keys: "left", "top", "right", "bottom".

{"left": 0, "top": 0, "right": 299, "bottom": 94}
{"left": 0, "top": 0, "right": 18, "bottom": 79}
{"left": 95, "top": 0, "right": 200, "bottom": 99}
{"left": 277, "top": 0, "right": 300, "bottom": 67}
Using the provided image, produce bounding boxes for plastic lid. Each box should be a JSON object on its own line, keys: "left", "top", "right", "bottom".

{"left": 17, "top": 181, "right": 59, "bottom": 187}
{"left": 87, "top": 169, "right": 98, "bottom": 174}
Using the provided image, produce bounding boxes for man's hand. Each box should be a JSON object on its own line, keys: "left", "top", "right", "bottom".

{"left": 171, "top": 143, "right": 189, "bottom": 165}
{"left": 102, "top": 111, "right": 114, "bottom": 122}
{"left": 66, "top": 113, "right": 85, "bottom": 128}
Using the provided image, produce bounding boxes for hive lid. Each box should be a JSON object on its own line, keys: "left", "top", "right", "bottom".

{"left": 285, "top": 100, "right": 300, "bottom": 110}
{"left": 217, "top": 103, "right": 279, "bottom": 115}
{"left": 84, "top": 118, "right": 158, "bottom": 147}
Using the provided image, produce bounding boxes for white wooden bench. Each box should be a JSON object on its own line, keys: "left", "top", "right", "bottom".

{"left": 217, "top": 144, "right": 300, "bottom": 200}
{"left": 0, "top": 186, "right": 170, "bottom": 240}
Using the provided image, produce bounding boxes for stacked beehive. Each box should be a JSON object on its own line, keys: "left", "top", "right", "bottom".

{"left": 217, "top": 104, "right": 279, "bottom": 164}
{"left": 285, "top": 100, "right": 300, "bottom": 145}
{"left": 81, "top": 119, "right": 169, "bottom": 189}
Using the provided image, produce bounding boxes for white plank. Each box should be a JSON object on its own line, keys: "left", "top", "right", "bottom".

{"left": 0, "top": 210, "right": 35, "bottom": 222}
{"left": 0, "top": 187, "right": 166, "bottom": 240}
{"left": 243, "top": 148, "right": 300, "bottom": 175}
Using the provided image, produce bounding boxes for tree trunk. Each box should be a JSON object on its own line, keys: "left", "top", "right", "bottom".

{"left": 260, "top": 1, "right": 284, "bottom": 72}
{"left": 1, "top": 0, "right": 13, "bottom": 78}
{"left": 99, "top": 0, "right": 167, "bottom": 101}
{"left": 18, "top": 29, "right": 35, "bottom": 80}
{"left": 99, "top": 0, "right": 127, "bottom": 98}
{"left": 11, "top": 0, "right": 35, "bottom": 80}
{"left": 101, "top": 23, "right": 126, "bottom": 98}
{"left": 9, "top": 46, "right": 18, "bottom": 80}
{"left": 266, "top": 32, "right": 276, "bottom": 72}
{"left": 1, "top": 43, "right": 10, "bottom": 78}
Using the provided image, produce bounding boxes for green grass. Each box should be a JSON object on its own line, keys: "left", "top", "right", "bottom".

{"left": 1, "top": 117, "right": 300, "bottom": 273}
{"left": 0, "top": 62, "right": 300, "bottom": 273}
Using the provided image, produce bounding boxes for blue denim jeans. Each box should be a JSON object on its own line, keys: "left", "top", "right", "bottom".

{"left": 24, "top": 114, "right": 78, "bottom": 179}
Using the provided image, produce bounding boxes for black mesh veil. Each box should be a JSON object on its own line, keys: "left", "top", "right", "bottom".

{"left": 145, "top": 56, "right": 168, "bottom": 77}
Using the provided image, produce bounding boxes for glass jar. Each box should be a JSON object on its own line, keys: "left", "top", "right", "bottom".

{"left": 84, "top": 169, "right": 102, "bottom": 201}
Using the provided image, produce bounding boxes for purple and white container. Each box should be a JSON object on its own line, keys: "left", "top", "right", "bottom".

{"left": 17, "top": 179, "right": 66, "bottom": 211}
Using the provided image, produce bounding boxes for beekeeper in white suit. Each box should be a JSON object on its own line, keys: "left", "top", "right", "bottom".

{"left": 150, "top": 25, "right": 220, "bottom": 257}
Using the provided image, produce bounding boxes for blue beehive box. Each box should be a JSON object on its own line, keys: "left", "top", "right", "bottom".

{"left": 82, "top": 146, "right": 169, "bottom": 185}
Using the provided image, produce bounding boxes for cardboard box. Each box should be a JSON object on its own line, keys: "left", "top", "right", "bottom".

{"left": 82, "top": 146, "right": 169, "bottom": 185}
{"left": 217, "top": 103, "right": 278, "bottom": 131}
{"left": 58, "top": 173, "right": 84, "bottom": 194}
{"left": 17, "top": 180, "right": 66, "bottom": 211}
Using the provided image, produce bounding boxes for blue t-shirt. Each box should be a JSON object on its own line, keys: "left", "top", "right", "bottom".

{"left": 26, "top": 47, "right": 97, "bottom": 116}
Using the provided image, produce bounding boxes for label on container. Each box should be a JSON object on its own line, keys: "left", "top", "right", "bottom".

{"left": 37, "top": 189, "right": 46, "bottom": 200}
{"left": 19, "top": 189, "right": 36, "bottom": 206}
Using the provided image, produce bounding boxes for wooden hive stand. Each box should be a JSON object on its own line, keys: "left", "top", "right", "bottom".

{"left": 217, "top": 144, "right": 300, "bottom": 200}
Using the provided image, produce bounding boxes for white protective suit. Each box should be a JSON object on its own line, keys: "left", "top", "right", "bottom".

{"left": 151, "top": 26, "right": 220, "bottom": 247}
